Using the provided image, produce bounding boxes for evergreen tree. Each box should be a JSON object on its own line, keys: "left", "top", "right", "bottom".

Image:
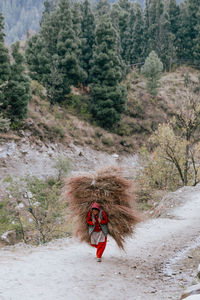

{"left": 177, "top": 0, "right": 199, "bottom": 62}
{"left": 141, "top": 50, "right": 163, "bottom": 96}
{"left": 0, "top": 13, "right": 10, "bottom": 107}
{"left": 143, "top": 0, "right": 175, "bottom": 69}
{"left": 96, "top": 0, "right": 111, "bottom": 17}
{"left": 25, "top": 34, "right": 49, "bottom": 83}
{"left": 129, "top": 3, "right": 145, "bottom": 65}
{"left": 56, "top": 0, "right": 86, "bottom": 101}
{"left": 6, "top": 42, "right": 31, "bottom": 119}
{"left": 110, "top": 3, "right": 126, "bottom": 76}
{"left": 40, "top": 0, "right": 58, "bottom": 25}
{"left": 166, "top": 0, "right": 180, "bottom": 36}
{"left": 117, "top": 0, "right": 131, "bottom": 69}
{"left": 72, "top": 1, "right": 82, "bottom": 37}
{"left": 80, "top": 0, "right": 95, "bottom": 84}
{"left": 165, "top": 0, "right": 180, "bottom": 68}
{"left": 91, "top": 16, "right": 127, "bottom": 128}
{"left": 193, "top": 7, "right": 200, "bottom": 65}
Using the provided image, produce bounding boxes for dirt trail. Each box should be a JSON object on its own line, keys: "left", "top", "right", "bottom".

{"left": 0, "top": 186, "right": 200, "bottom": 300}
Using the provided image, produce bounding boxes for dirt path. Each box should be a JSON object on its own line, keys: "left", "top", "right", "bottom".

{"left": 0, "top": 186, "right": 200, "bottom": 300}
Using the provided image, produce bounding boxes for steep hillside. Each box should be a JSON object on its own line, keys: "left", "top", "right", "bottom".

{"left": 1, "top": 66, "right": 198, "bottom": 155}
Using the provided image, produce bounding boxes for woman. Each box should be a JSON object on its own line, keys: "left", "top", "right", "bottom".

{"left": 87, "top": 202, "right": 108, "bottom": 262}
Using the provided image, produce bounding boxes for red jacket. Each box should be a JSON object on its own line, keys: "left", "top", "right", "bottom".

{"left": 87, "top": 210, "right": 108, "bottom": 232}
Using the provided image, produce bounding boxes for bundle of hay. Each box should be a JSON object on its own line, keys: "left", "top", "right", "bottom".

{"left": 65, "top": 167, "right": 142, "bottom": 249}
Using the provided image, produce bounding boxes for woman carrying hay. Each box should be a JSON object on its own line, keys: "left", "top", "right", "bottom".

{"left": 87, "top": 202, "right": 108, "bottom": 262}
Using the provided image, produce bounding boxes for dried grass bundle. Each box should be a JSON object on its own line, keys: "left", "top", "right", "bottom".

{"left": 64, "top": 167, "right": 142, "bottom": 249}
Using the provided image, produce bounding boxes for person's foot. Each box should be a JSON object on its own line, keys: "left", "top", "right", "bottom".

{"left": 97, "top": 258, "right": 101, "bottom": 262}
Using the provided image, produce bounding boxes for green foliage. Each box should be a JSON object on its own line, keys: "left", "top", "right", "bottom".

{"left": 177, "top": 0, "right": 199, "bottom": 63}
{"left": 4, "top": 175, "right": 69, "bottom": 244}
{"left": 53, "top": 155, "right": 72, "bottom": 181}
{"left": 0, "top": 13, "right": 11, "bottom": 107}
{"left": 101, "top": 135, "right": 114, "bottom": 146}
{"left": 31, "top": 80, "right": 46, "bottom": 99}
{"left": 141, "top": 51, "right": 163, "bottom": 96}
{"left": 0, "top": 112, "right": 10, "bottom": 132}
{"left": 115, "top": 121, "right": 132, "bottom": 136}
{"left": 26, "top": 0, "right": 86, "bottom": 105}
{"left": 91, "top": 16, "right": 127, "bottom": 128}
{"left": 129, "top": 3, "right": 145, "bottom": 65}
{"left": 52, "top": 124, "right": 65, "bottom": 138}
{"left": 65, "top": 94, "right": 92, "bottom": 120}
{"left": 5, "top": 42, "right": 31, "bottom": 120}
{"left": 80, "top": 0, "right": 95, "bottom": 84}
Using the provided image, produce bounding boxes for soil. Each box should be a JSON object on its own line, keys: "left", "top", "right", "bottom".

{"left": 0, "top": 185, "right": 199, "bottom": 300}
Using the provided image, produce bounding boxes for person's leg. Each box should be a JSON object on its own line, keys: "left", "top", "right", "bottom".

{"left": 96, "top": 237, "right": 107, "bottom": 258}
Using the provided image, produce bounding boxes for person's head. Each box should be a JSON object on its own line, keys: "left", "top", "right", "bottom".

{"left": 92, "top": 208, "right": 99, "bottom": 215}
{"left": 91, "top": 202, "right": 100, "bottom": 215}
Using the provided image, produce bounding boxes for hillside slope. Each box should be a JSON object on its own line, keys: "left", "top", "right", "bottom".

{"left": 1, "top": 66, "right": 199, "bottom": 154}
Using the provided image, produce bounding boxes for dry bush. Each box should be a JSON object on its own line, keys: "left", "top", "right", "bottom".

{"left": 64, "top": 167, "right": 142, "bottom": 250}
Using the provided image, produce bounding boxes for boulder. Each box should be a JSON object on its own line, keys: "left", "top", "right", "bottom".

{"left": 1, "top": 230, "right": 17, "bottom": 245}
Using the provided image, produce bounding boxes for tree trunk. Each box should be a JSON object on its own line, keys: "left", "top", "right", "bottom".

{"left": 183, "top": 143, "right": 189, "bottom": 186}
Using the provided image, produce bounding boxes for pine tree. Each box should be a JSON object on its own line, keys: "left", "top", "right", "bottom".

{"left": 193, "top": 7, "right": 200, "bottom": 65}
{"left": 166, "top": 0, "right": 180, "bottom": 36}
{"left": 72, "top": 1, "right": 82, "bottom": 37}
{"left": 143, "top": 0, "right": 175, "bottom": 70}
{"left": 91, "top": 16, "right": 127, "bottom": 128}
{"left": 165, "top": 0, "right": 180, "bottom": 69}
{"left": 56, "top": 0, "right": 86, "bottom": 100}
{"left": 6, "top": 42, "right": 31, "bottom": 120}
{"left": 177, "top": 0, "right": 199, "bottom": 62}
{"left": 117, "top": 0, "right": 131, "bottom": 69}
{"left": 0, "top": 13, "right": 10, "bottom": 107}
{"left": 80, "top": 0, "right": 95, "bottom": 84}
{"left": 96, "top": 0, "right": 111, "bottom": 17}
{"left": 25, "top": 34, "right": 49, "bottom": 83}
{"left": 141, "top": 50, "right": 163, "bottom": 96}
{"left": 129, "top": 3, "right": 145, "bottom": 65}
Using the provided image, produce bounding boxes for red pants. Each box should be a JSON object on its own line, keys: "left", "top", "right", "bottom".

{"left": 91, "top": 237, "right": 107, "bottom": 258}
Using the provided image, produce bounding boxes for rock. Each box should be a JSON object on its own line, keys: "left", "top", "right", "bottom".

{"left": 197, "top": 265, "right": 200, "bottom": 280}
{"left": 180, "top": 283, "right": 200, "bottom": 299}
{"left": 17, "top": 202, "right": 24, "bottom": 209}
{"left": 27, "top": 191, "right": 33, "bottom": 199}
{"left": 111, "top": 153, "right": 119, "bottom": 159}
{"left": 1, "top": 230, "right": 17, "bottom": 245}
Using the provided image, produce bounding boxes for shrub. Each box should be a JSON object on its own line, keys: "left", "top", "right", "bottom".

{"left": 53, "top": 156, "right": 72, "bottom": 181}
{"left": 141, "top": 51, "right": 163, "bottom": 96}
{"left": 115, "top": 122, "right": 132, "bottom": 136}
{"left": 0, "top": 113, "right": 10, "bottom": 132}
{"left": 4, "top": 175, "right": 69, "bottom": 245}
{"left": 64, "top": 94, "right": 92, "bottom": 120}
{"left": 52, "top": 124, "right": 65, "bottom": 139}
{"left": 31, "top": 80, "right": 46, "bottom": 99}
{"left": 101, "top": 135, "right": 114, "bottom": 146}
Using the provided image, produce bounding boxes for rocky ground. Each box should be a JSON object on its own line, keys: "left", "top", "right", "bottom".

{"left": 0, "top": 184, "right": 199, "bottom": 300}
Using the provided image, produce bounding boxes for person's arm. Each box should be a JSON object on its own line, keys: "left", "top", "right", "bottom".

{"left": 87, "top": 211, "right": 94, "bottom": 225}
{"left": 99, "top": 211, "right": 108, "bottom": 224}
